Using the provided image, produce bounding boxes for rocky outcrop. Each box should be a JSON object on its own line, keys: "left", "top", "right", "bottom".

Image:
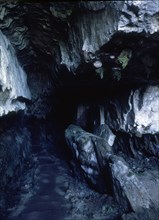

{"left": 0, "top": 1, "right": 158, "bottom": 119}
{"left": 0, "top": 30, "right": 30, "bottom": 117}
{"left": 59, "top": 1, "right": 124, "bottom": 71}
{"left": 60, "top": 0, "right": 159, "bottom": 71}
{"left": 110, "top": 155, "right": 159, "bottom": 217}
{"left": 105, "top": 85, "right": 159, "bottom": 158}
{"left": 118, "top": 0, "right": 159, "bottom": 34}
{"left": 94, "top": 124, "right": 116, "bottom": 147}
{"left": 74, "top": 85, "right": 159, "bottom": 158}
{"left": 106, "top": 85, "right": 159, "bottom": 135}
{"left": 0, "top": 1, "right": 159, "bottom": 80}
{"left": 65, "top": 125, "right": 159, "bottom": 219}
{"left": 65, "top": 124, "right": 113, "bottom": 192}
{"left": 0, "top": 1, "right": 158, "bottom": 219}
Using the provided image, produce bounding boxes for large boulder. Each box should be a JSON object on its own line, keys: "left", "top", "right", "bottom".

{"left": 65, "top": 124, "right": 113, "bottom": 192}
{"left": 65, "top": 125, "right": 159, "bottom": 219}
{"left": 109, "top": 155, "right": 159, "bottom": 218}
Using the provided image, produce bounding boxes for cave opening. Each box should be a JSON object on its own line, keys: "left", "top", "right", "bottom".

{"left": 0, "top": 1, "right": 159, "bottom": 220}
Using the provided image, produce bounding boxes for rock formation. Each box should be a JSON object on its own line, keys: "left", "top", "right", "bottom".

{"left": 65, "top": 124, "right": 159, "bottom": 218}
{"left": 0, "top": 1, "right": 159, "bottom": 219}
{"left": 0, "top": 30, "right": 30, "bottom": 116}
{"left": 65, "top": 124, "right": 113, "bottom": 192}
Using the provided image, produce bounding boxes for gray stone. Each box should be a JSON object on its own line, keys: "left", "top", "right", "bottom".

{"left": 118, "top": 0, "right": 159, "bottom": 34}
{"left": 65, "top": 124, "right": 113, "bottom": 191}
{"left": 94, "top": 124, "right": 116, "bottom": 147}
{"left": 106, "top": 86, "right": 159, "bottom": 135}
{"left": 109, "top": 155, "right": 159, "bottom": 215}
{"left": 0, "top": 30, "right": 31, "bottom": 116}
{"left": 105, "top": 85, "right": 159, "bottom": 157}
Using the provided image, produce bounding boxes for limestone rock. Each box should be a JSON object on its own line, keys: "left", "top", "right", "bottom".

{"left": 105, "top": 85, "right": 159, "bottom": 157}
{"left": 0, "top": 30, "right": 31, "bottom": 116}
{"left": 59, "top": 0, "right": 159, "bottom": 71}
{"left": 0, "top": 1, "right": 158, "bottom": 76}
{"left": 0, "top": 1, "right": 158, "bottom": 98}
{"left": 132, "top": 86, "right": 159, "bottom": 135}
{"left": 109, "top": 155, "right": 159, "bottom": 216}
{"left": 61, "top": 2, "right": 124, "bottom": 71}
{"left": 65, "top": 124, "right": 113, "bottom": 191}
{"left": 94, "top": 124, "right": 116, "bottom": 147}
{"left": 65, "top": 125, "right": 159, "bottom": 218}
{"left": 106, "top": 86, "right": 159, "bottom": 135}
{"left": 118, "top": 0, "right": 159, "bottom": 34}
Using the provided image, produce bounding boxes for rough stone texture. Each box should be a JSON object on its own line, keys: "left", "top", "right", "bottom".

{"left": 0, "top": 1, "right": 158, "bottom": 119}
{"left": 118, "top": 0, "right": 159, "bottom": 34}
{"left": 59, "top": 0, "right": 159, "bottom": 71}
{"left": 0, "top": 2, "right": 61, "bottom": 117}
{"left": 60, "top": 1, "right": 124, "bottom": 71}
{"left": 105, "top": 85, "right": 159, "bottom": 158}
{"left": 94, "top": 124, "right": 116, "bottom": 147}
{"left": 0, "top": 30, "right": 30, "bottom": 116}
{"left": 106, "top": 85, "right": 159, "bottom": 134}
{"left": 0, "top": 1, "right": 158, "bottom": 77}
{"left": 132, "top": 86, "right": 159, "bottom": 134}
{"left": 0, "top": 1, "right": 158, "bottom": 219}
{"left": 109, "top": 155, "right": 159, "bottom": 215}
{"left": 65, "top": 125, "right": 159, "bottom": 218}
{"left": 0, "top": 126, "right": 32, "bottom": 218}
{"left": 65, "top": 124, "right": 113, "bottom": 192}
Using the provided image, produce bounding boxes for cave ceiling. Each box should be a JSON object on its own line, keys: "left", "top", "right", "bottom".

{"left": 0, "top": 0, "right": 159, "bottom": 108}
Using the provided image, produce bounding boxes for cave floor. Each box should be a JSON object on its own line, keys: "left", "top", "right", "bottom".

{"left": 7, "top": 149, "right": 121, "bottom": 220}
{"left": 8, "top": 150, "right": 69, "bottom": 220}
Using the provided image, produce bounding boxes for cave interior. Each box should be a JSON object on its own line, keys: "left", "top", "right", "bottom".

{"left": 0, "top": 1, "right": 159, "bottom": 220}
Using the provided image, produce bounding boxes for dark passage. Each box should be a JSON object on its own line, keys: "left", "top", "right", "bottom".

{"left": 2, "top": 112, "right": 121, "bottom": 220}
{"left": 0, "top": 1, "right": 159, "bottom": 220}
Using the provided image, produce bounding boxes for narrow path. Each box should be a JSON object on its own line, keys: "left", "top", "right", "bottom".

{"left": 7, "top": 149, "right": 121, "bottom": 220}
{"left": 8, "top": 150, "right": 71, "bottom": 220}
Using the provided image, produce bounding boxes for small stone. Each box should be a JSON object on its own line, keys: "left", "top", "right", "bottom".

{"left": 110, "top": 55, "right": 115, "bottom": 59}
{"left": 93, "top": 60, "right": 102, "bottom": 68}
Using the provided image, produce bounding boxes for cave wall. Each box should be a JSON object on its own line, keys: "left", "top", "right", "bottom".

{"left": 0, "top": 112, "right": 32, "bottom": 218}
{"left": 0, "top": 28, "right": 32, "bottom": 217}
{"left": 0, "top": 1, "right": 159, "bottom": 219}
{"left": 0, "top": 30, "right": 30, "bottom": 116}
{"left": 0, "top": 1, "right": 158, "bottom": 120}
